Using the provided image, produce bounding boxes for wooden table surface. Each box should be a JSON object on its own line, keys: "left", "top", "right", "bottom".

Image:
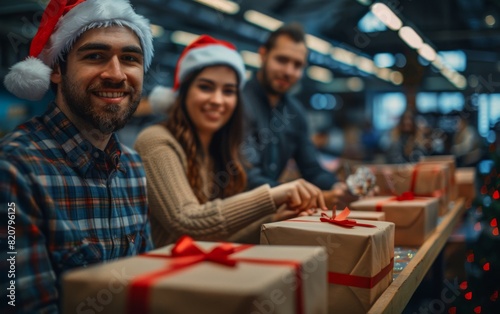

{"left": 368, "top": 197, "right": 466, "bottom": 314}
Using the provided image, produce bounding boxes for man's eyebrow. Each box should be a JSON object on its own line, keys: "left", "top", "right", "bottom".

{"left": 122, "top": 45, "right": 143, "bottom": 55}
{"left": 76, "top": 43, "right": 143, "bottom": 55}
{"left": 76, "top": 43, "right": 111, "bottom": 52}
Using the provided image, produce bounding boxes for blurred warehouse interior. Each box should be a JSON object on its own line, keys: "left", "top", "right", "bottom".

{"left": 1, "top": 0, "right": 499, "bottom": 161}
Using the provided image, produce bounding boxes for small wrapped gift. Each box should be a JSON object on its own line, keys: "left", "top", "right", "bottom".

{"left": 313, "top": 210, "right": 385, "bottom": 221}
{"left": 420, "top": 155, "right": 457, "bottom": 201}
{"left": 455, "top": 167, "right": 476, "bottom": 202}
{"left": 349, "top": 195, "right": 439, "bottom": 246}
{"left": 355, "top": 163, "right": 449, "bottom": 216}
{"left": 261, "top": 209, "right": 394, "bottom": 314}
{"left": 62, "top": 236, "right": 328, "bottom": 314}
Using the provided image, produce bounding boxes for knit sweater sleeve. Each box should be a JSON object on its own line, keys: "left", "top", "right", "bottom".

{"left": 134, "top": 125, "right": 276, "bottom": 245}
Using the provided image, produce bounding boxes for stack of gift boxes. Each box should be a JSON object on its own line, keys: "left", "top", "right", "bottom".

{"left": 62, "top": 156, "right": 475, "bottom": 313}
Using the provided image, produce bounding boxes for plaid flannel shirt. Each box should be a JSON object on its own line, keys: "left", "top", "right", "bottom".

{"left": 0, "top": 102, "right": 153, "bottom": 313}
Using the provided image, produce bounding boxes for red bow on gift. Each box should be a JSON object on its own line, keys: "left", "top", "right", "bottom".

{"left": 320, "top": 207, "right": 376, "bottom": 228}
{"left": 128, "top": 237, "right": 250, "bottom": 314}
{"left": 128, "top": 236, "right": 305, "bottom": 314}
{"left": 396, "top": 191, "right": 415, "bottom": 201}
{"left": 167, "top": 235, "right": 242, "bottom": 267}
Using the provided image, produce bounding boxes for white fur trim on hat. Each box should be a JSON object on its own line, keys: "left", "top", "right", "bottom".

{"left": 4, "top": 0, "right": 153, "bottom": 101}
{"left": 3, "top": 57, "right": 52, "bottom": 101}
{"left": 148, "top": 86, "right": 176, "bottom": 113}
{"left": 41, "top": 0, "right": 153, "bottom": 70}
{"left": 178, "top": 45, "right": 246, "bottom": 88}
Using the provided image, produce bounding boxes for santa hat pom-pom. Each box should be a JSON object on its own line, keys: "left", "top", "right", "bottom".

{"left": 148, "top": 85, "right": 177, "bottom": 113}
{"left": 4, "top": 57, "right": 52, "bottom": 101}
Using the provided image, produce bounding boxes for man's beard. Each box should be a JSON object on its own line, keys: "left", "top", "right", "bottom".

{"left": 61, "top": 77, "right": 141, "bottom": 134}
{"left": 260, "top": 61, "right": 284, "bottom": 97}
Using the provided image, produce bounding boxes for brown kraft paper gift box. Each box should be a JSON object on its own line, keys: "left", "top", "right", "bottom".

{"left": 260, "top": 216, "right": 394, "bottom": 314}
{"left": 355, "top": 163, "right": 449, "bottom": 216}
{"left": 313, "top": 210, "right": 386, "bottom": 221}
{"left": 62, "top": 238, "right": 328, "bottom": 314}
{"left": 455, "top": 167, "right": 477, "bottom": 202}
{"left": 349, "top": 196, "right": 439, "bottom": 246}
{"left": 420, "top": 155, "right": 458, "bottom": 201}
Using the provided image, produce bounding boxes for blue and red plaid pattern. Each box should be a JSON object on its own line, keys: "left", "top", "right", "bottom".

{"left": 0, "top": 102, "right": 153, "bottom": 313}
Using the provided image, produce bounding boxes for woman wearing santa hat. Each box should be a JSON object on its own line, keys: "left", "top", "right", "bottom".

{"left": 135, "top": 35, "right": 326, "bottom": 246}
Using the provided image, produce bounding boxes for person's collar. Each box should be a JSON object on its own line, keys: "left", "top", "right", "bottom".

{"left": 43, "top": 102, "right": 123, "bottom": 177}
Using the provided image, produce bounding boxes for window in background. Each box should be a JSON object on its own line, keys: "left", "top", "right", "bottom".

{"left": 416, "top": 92, "right": 464, "bottom": 113}
{"left": 310, "top": 93, "right": 338, "bottom": 110}
{"left": 416, "top": 92, "right": 438, "bottom": 113}
{"left": 358, "top": 11, "right": 387, "bottom": 33}
{"left": 372, "top": 92, "right": 406, "bottom": 131}
{"left": 438, "top": 50, "right": 467, "bottom": 72}
{"left": 477, "top": 93, "right": 500, "bottom": 137}
{"left": 478, "top": 94, "right": 489, "bottom": 137}
{"left": 438, "top": 92, "right": 464, "bottom": 113}
{"left": 489, "top": 94, "right": 500, "bottom": 125}
{"left": 374, "top": 53, "right": 395, "bottom": 68}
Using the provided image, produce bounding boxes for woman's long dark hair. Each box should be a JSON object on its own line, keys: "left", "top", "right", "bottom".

{"left": 163, "top": 67, "right": 247, "bottom": 203}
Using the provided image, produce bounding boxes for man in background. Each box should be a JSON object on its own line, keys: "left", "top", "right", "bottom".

{"left": 242, "top": 23, "right": 357, "bottom": 209}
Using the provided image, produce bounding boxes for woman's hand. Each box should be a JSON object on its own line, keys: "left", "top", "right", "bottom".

{"left": 269, "top": 179, "right": 327, "bottom": 212}
{"left": 271, "top": 204, "right": 301, "bottom": 222}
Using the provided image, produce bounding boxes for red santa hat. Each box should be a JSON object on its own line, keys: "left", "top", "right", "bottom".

{"left": 3, "top": 0, "right": 154, "bottom": 101}
{"left": 149, "top": 34, "right": 246, "bottom": 113}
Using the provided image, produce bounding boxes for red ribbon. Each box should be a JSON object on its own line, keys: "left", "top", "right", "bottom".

{"left": 290, "top": 208, "right": 393, "bottom": 288}
{"left": 396, "top": 191, "right": 415, "bottom": 201}
{"left": 328, "top": 258, "right": 394, "bottom": 288}
{"left": 375, "top": 189, "right": 435, "bottom": 211}
{"left": 127, "top": 236, "right": 304, "bottom": 314}
{"left": 319, "top": 207, "right": 376, "bottom": 228}
{"left": 410, "top": 164, "right": 446, "bottom": 198}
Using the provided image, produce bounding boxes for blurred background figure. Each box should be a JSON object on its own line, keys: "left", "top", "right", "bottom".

{"left": 451, "top": 111, "right": 482, "bottom": 167}
{"left": 360, "top": 119, "right": 381, "bottom": 162}
{"left": 340, "top": 124, "right": 365, "bottom": 161}
{"left": 381, "top": 109, "right": 431, "bottom": 164}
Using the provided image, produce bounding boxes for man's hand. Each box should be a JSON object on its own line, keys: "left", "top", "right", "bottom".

{"left": 322, "top": 182, "right": 359, "bottom": 210}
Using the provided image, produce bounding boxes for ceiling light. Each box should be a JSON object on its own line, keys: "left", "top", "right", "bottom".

{"left": 440, "top": 67, "right": 453, "bottom": 78}
{"left": 355, "top": 56, "right": 375, "bottom": 74}
{"left": 376, "top": 68, "right": 391, "bottom": 81}
{"left": 453, "top": 74, "right": 467, "bottom": 89}
{"left": 150, "top": 24, "right": 165, "bottom": 38}
{"left": 346, "top": 77, "right": 364, "bottom": 92}
{"left": 357, "top": 0, "right": 372, "bottom": 6}
{"left": 370, "top": 3, "right": 403, "bottom": 31}
{"left": 194, "top": 0, "right": 239, "bottom": 15}
{"left": 431, "top": 56, "right": 445, "bottom": 70}
{"left": 241, "top": 50, "right": 261, "bottom": 68}
{"left": 374, "top": 53, "right": 396, "bottom": 68}
{"left": 485, "top": 15, "right": 496, "bottom": 27}
{"left": 331, "top": 47, "right": 357, "bottom": 66}
{"left": 305, "top": 34, "right": 331, "bottom": 54}
{"left": 418, "top": 43, "right": 437, "bottom": 61}
{"left": 244, "top": 10, "right": 283, "bottom": 31}
{"left": 390, "top": 71, "right": 404, "bottom": 85}
{"left": 307, "top": 66, "right": 333, "bottom": 83}
{"left": 398, "top": 26, "right": 423, "bottom": 49}
{"left": 171, "top": 31, "right": 199, "bottom": 46}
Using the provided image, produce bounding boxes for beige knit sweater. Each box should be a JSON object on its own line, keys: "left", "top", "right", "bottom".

{"left": 135, "top": 125, "right": 276, "bottom": 247}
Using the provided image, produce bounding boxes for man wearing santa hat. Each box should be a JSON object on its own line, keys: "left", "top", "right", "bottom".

{"left": 0, "top": 0, "right": 154, "bottom": 312}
